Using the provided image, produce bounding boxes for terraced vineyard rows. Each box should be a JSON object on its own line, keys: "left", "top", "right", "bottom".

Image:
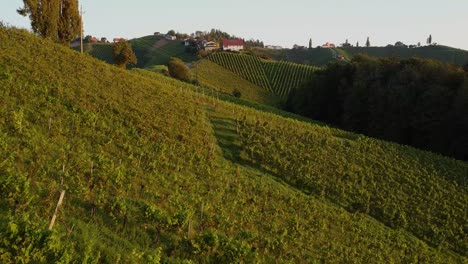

{"left": 208, "top": 52, "right": 317, "bottom": 97}
{"left": 236, "top": 114, "right": 468, "bottom": 256}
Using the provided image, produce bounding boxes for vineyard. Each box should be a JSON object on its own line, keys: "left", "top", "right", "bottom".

{"left": 1, "top": 25, "right": 467, "bottom": 263}
{"left": 236, "top": 112, "right": 468, "bottom": 256}
{"left": 208, "top": 52, "right": 317, "bottom": 98}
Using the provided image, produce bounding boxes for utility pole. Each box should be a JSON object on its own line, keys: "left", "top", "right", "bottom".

{"left": 80, "top": 5, "right": 85, "bottom": 54}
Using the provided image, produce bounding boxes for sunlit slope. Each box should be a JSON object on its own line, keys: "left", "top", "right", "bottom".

{"left": 0, "top": 26, "right": 466, "bottom": 263}
{"left": 193, "top": 59, "right": 280, "bottom": 106}
{"left": 208, "top": 52, "right": 317, "bottom": 98}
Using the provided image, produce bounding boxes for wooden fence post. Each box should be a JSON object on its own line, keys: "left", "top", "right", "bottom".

{"left": 49, "top": 190, "right": 66, "bottom": 230}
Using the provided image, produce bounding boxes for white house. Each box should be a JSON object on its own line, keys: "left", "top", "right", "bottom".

{"left": 222, "top": 39, "right": 244, "bottom": 51}
{"left": 165, "top": 35, "right": 176, "bottom": 41}
{"left": 265, "top": 45, "right": 283, "bottom": 50}
{"left": 204, "top": 41, "right": 219, "bottom": 51}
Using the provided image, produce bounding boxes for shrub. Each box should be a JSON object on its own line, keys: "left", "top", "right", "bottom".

{"left": 168, "top": 57, "right": 190, "bottom": 82}
{"left": 232, "top": 89, "right": 241, "bottom": 98}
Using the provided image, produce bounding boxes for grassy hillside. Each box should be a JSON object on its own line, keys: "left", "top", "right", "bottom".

{"left": 82, "top": 35, "right": 197, "bottom": 68}
{"left": 254, "top": 45, "right": 468, "bottom": 66}
{"left": 193, "top": 59, "right": 280, "bottom": 106}
{"left": 82, "top": 43, "right": 114, "bottom": 64}
{"left": 1, "top": 25, "right": 467, "bottom": 263}
{"left": 208, "top": 52, "right": 317, "bottom": 98}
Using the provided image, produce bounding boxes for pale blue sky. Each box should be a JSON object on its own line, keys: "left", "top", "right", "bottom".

{"left": 1, "top": 0, "right": 467, "bottom": 50}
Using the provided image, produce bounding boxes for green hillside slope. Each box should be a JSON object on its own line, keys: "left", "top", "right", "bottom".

{"left": 1, "top": 25, "right": 467, "bottom": 263}
{"left": 208, "top": 52, "right": 317, "bottom": 98}
{"left": 193, "top": 59, "right": 280, "bottom": 106}
{"left": 82, "top": 35, "right": 197, "bottom": 68}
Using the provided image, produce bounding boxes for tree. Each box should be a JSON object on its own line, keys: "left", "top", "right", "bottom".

{"left": 167, "top": 30, "right": 176, "bottom": 36}
{"left": 427, "top": 34, "right": 432, "bottom": 45}
{"left": 308, "top": 38, "right": 312, "bottom": 49}
{"left": 168, "top": 57, "right": 190, "bottom": 82}
{"left": 18, "top": 0, "right": 60, "bottom": 40}
{"left": 342, "top": 39, "right": 352, "bottom": 48}
{"left": 113, "top": 41, "right": 137, "bottom": 69}
{"left": 57, "top": 0, "right": 80, "bottom": 44}
{"left": 366, "top": 37, "right": 370, "bottom": 48}
{"left": 463, "top": 62, "right": 468, "bottom": 72}
{"left": 356, "top": 41, "right": 359, "bottom": 47}
{"left": 18, "top": 0, "right": 80, "bottom": 44}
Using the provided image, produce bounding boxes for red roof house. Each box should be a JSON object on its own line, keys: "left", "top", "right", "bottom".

{"left": 222, "top": 39, "right": 244, "bottom": 51}
{"left": 322, "top": 42, "right": 336, "bottom": 48}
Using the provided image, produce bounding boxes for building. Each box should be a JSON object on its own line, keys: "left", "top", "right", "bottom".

{"left": 293, "top": 44, "right": 306, "bottom": 50}
{"left": 222, "top": 39, "right": 244, "bottom": 51}
{"left": 70, "top": 39, "right": 81, "bottom": 48}
{"left": 113, "top": 38, "right": 127, "bottom": 43}
{"left": 165, "top": 35, "right": 176, "bottom": 41}
{"left": 265, "top": 45, "right": 283, "bottom": 50}
{"left": 204, "top": 41, "right": 219, "bottom": 51}
{"left": 322, "top": 42, "right": 336, "bottom": 48}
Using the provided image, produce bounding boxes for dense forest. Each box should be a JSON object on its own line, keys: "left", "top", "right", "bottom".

{"left": 287, "top": 55, "right": 468, "bottom": 161}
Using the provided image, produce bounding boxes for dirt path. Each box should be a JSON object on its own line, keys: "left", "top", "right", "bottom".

{"left": 153, "top": 39, "right": 169, "bottom": 49}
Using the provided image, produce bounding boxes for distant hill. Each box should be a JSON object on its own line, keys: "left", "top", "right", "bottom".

{"left": 253, "top": 45, "right": 468, "bottom": 66}
{"left": 1, "top": 25, "right": 467, "bottom": 262}
{"left": 81, "top": 35, "right": 197, "bottom": 68}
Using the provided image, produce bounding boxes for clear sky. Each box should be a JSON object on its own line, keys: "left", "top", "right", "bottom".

{"left": 1, "top": 0, "right": 468, "bottom": 50}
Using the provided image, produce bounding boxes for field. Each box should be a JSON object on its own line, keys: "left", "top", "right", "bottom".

{"left": 0, "top": 25, "right": 467, "bottom": 263}
{"left": 208, "top": 52, "right": 317, "bottom": 98}
{"left": 193, "top": 59, "right": 281, "bottom": 106}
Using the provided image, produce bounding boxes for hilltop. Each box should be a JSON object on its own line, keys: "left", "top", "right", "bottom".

{"left": 0, "top": 25, "right": 467, "bottom": 263}
{"left": 253, "top": 45, "right": 468, "bottom": 66}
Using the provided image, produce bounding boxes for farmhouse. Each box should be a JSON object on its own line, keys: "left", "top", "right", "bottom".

{"left": 204, "top": 41, "right": 219, "bottom": 51}
{"left": 322, "top": 42, "right": 336, "bottom": 48}
{"left": 113, "top": 38, "right": 127, "bottom": 43}
{"left": 265, "top": 45, "right": 283, "bottom": 50}
{"left": 222, "top": 39, "right": 244, "bottom": 51}
{"left": 165, "top": 35, "right": 177, "bottom": 41}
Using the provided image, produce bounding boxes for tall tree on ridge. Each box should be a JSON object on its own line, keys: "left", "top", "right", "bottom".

{"left": 18, "top": 0, "right": 80, "bottom": 44}
{"left": 366, "top": 37, "right": 370, "bottom": 48}
{"left": 58, "top": 0, "right": 80, "bottom": 44}
{"left": 18, "top": 0, "right": 60, "bottom": 40}
{"left": 309, "top": 38, "right": 312, "bottom": 49}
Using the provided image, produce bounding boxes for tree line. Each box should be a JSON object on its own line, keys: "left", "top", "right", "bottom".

{"left": 286, "top": 55, "right": 468, "bottom": 161}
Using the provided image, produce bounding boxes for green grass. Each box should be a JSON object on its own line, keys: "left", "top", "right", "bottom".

{"left": 0, "top": 25, "right": 467, "bottom": 263}
{"left": 81, "top": 43, "right": 114, "bottom": 64}
{"left": 208, "top": 52, "right": 317, "bottom": 98}
{"left": 144, "top": 39, "right": 197, "bottom": 67}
